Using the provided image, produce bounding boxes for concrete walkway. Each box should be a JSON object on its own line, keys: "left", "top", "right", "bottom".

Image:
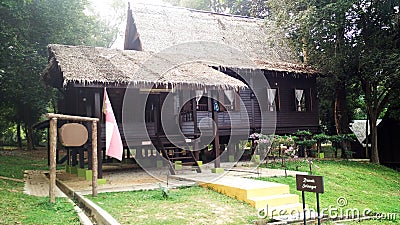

{"left": 24, "top": 170, "right": 66, "bottom": 197}
{"left": 23, "top": 162, "right": 307, "bottom": 197}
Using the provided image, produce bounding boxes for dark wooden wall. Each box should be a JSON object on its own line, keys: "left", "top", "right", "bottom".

{"left": 60, "top": 69, "right": 319, "bottom": 148}
{"left": 266, "top": 72, "right": 319, "bottom": 134}
{"left": 224, "top": 69, "right": 319, "bottom": 135}
{"left": 377, "top": 117, "right": 400, "bottom": 167}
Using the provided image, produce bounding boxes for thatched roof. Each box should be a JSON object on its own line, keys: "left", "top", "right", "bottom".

{"left": 43, "top": 4, "right": 318, "bottom": 89}
{"left": 43, "top": 44, "right": 247, "bottom": 89}
{"left": 128, "top": 4, "right": 317, "bottom": 74}
{"left": 131, "top": 3, "right": 295, "bottom": 63}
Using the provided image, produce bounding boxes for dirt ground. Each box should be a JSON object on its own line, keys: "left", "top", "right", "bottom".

{"left": 6, "top": 147, "right": 301, "bottom": 196}
{"left": 1, "top": 148, "right": 185, "bottom": 194}
{"left": 0, "top": 147, "right": 49, "bottom": 160}
{"left": 57, "top": 168, "right": 168, "bottom": 193}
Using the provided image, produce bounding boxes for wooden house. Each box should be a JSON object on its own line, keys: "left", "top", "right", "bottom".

{"left": 377, "top": 116, "right": 400, "bottom": 168}
{"left": 42, "top": 4, "right": 319, "bottom": 176}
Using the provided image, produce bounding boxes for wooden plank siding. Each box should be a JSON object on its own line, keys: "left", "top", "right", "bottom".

{"left": 60, "top": 70, "right": 319, "bottom": 150}
{"left": 267, "top": 73, "right": 319, "bottom": 134}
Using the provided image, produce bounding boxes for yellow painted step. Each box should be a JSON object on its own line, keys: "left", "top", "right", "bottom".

{"left": 245, "top": 184, "right": 290, "bottom": 199}
{"left": 199, "top": 178, "right": 290, "bottom": 202}
{"left": 247, "top": 194, "right": 300, "bottom": 209}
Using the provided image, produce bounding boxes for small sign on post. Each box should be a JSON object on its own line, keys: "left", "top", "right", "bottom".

{"left": 296, "top": 174, "right": 324, "bottom": 225}
{"left": 296, "top": 174, "right": 324, "bottom": 193}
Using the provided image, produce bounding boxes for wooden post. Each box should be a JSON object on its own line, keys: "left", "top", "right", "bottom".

{"left": 79, "top": 148, "right": 84, "bottom": 168}
{"left": 194, "top": 141, "right": 200, "bottom": 161}
{"left": 49, "top": 118, "right": 57, "bottom": 204}
{"left": 94, "top": 91, "right": 103, "bottom": 179}
{"left": 47, "top": 127, "right": 50, "bottom": 166}
{"left": 92, "top": 121, "right": 98, "bottom": 197}
{"left": 192, "top": 97, "right": 198, "bottom": 133}
{"left": 212, "top": 96, "right": 220, "bottom": 168}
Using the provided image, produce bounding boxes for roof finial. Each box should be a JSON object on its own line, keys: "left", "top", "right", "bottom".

{"left": 128, "top": 2, "right": 130, "bottom": 10}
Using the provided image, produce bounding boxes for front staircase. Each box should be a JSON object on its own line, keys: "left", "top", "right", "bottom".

{"left": 154, "top": 135, "right": 201, "bottom": 175}
{"left": 196, "top": 176, "right": 303, "bottom": 217}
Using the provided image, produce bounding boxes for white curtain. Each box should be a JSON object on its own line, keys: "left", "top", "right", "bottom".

{"left": 267, "top": 89, "right": 276, "bottom": 111}
{"left": 295, "top": 89, "right": 304, "bottom": 111}
{"left": 195, "top": 90, "right": 203, "bottom": 104}
{"left": 224, "top": 90, "right": 235, "bottom": 105}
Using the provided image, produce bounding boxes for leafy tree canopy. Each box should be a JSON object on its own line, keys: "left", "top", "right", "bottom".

{"left": 0, "top": 0, "right": 115, "bottom": 149}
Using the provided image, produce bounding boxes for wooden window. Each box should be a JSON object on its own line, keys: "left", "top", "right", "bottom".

{"left": 196, "top": 90, "right": 240, "bottom": 112}
{"left": 220, "top": 90, "right": 240, "bottom": 111}
{"left": 267, "top": 88, "right": 279, "bottom": 111}
{"left": 197, "top": 96, "right": 209, "bottom": 111}
{"left": 295, "top": 89, "right": 307, "bottom": 112}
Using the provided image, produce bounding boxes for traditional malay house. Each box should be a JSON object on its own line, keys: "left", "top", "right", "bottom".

{"left": 42, "top": 3, "right": 319, "bottom": 176}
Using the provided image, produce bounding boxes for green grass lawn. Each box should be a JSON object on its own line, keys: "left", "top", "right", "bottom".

{"left": 0, "top": 152, "right": 48, "bottom": 179}
{"left": 1, "top": 149, "right": 399, "bottom": 225}
{"left": 0, "top": 151, "right": 80, "bottom": 224}
{"left": 87, "top": 186, "right": 259, "bottom": 225}
{"left": 259, "top": 159, "right": 400, "bottom": 224}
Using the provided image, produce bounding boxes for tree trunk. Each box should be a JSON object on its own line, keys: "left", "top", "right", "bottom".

{"left": 334, "top": 80, "right": 351, "bottom": 158}
{"left": 16, "top": 122, "right": 22, "bottom": 150}
{"left": 369, "top": 117, "right": 380, "bottom": 163}
{"left": 26, "top": 124, "right": 34, "bottom": 150}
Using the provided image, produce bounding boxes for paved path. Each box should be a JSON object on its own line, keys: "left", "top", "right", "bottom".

{"left": 24, "top": 170, "right": 66, "bottom": 197}
{"left": 23, "top": 161, "right": 307, "bottom": 197}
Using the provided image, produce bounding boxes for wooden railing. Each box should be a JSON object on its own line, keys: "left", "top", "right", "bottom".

{"left": 180, "top": 111, "right": 194, "bottom": 122}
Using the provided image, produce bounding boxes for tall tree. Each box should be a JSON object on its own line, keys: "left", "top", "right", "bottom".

{"left": 268, "top": 0, "right": 400, "bottom": 163}
{"left": 350, "top": 0, "right": 400, "bottom": 163}
{"left": 268, "top": 0, "right": 357, "bottom": 158}
{"left": 0, "top": 0, "right": 115, "bottom": 149}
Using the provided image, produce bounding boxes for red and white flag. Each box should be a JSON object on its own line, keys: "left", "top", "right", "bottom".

{"left": 103, "top": 88, "right": 123, "bottom": 161}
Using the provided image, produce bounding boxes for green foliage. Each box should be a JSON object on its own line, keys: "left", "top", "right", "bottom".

{"left": 293, "top": 130, "right": 315, "bottom": 149}
{"left": 0, "top": 0, "right": 115, "bottom": 149}
{"left": 296, "top": 139, "right": 317, "bottom": 148}
{"left": 313, "top": 133, "right": 330, "bottom": 142}
{"left": 329, "top": 133, "right": 356, "bottom": 144}
{"left": 268, "top": 0, "right": 400, "bottom": 163}
{"left": 294, "top": 130, "right": 312, "bottom": 137}
{"left": 158, "top": 183, "right": 170, "bottom": 199}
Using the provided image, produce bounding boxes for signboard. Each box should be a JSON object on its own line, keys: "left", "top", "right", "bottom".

{"left": 296, "top": 174, "right": 324, "bottom": 193}
{"left": 59, "top": 123, "right": 88, "bottom": 147}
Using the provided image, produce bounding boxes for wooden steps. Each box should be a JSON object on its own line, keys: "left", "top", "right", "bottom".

{"left": 153, "top": 135, "right": 201, "bottom": 175}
